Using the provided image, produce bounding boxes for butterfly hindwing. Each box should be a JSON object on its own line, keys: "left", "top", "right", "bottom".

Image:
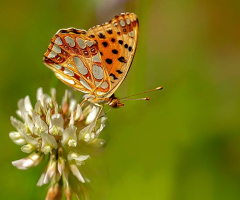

{"left": 86, "top": 12, "right": 139, "bottom": 97}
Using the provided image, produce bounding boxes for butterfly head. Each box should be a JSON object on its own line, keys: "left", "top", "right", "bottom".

{"left": 108, "top": 94, "right": 124, "bottom": 108}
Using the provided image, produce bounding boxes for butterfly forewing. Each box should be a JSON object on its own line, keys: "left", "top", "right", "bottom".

{"left": 86, "top": 13, "right": 139, "bottom": 97}
{"left": 43, "top": 13, "right": 138, "bottom": 100}
{"left": 43, "top": 29, "right": 111, "bottom": 96}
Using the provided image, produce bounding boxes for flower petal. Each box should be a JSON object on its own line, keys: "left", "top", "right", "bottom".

{"left": 32, "top": 112, "right": 48, "bottom": 132}
{"left": 78, "top": 123, "right": 95, "bottom": 141}
{"left": 51, "top": 88, "right": 56, "bottom": 102}
{"left": 23, "top": 134, "right": 39, "bottom": 147}
{"left": 24, "top": 96, "right": 33, "bottom": 115}
{"left": 90, "top": 139, "right": 105, "bottom": 148}
{"left": 37, "top": 154, "right": 57, "bottom": 186}
{"left": 57, "top": 156, "right": 65, "bottom": 175}
{"left": 51, "top": 114, "right": 64, "bottom": 128}
{"left": 69, "top": 112, "right": 74, "bottom": 125}
{"left": 12, "top": 152, "right": 43, "bottom": 170}
{"left": 69, "top": 99, "right": 77, "bottom": 114}
{"left": 49, "top": 113, "right": 64, "bottom": 135}
{"left": 62, "top": 125, "right": 77, "bottom": 147}
{"left": 46, "top": 109, "right": 51, "bottom": 125}
{"left": 34, "top": 100, "right": 42, "bottom": 115}
{"left": 85, "top": 106, "right": 99, "bottom": 124}
{"left": 21, "top": 144, "right": 36, "bottom": 153}
{"left": 36, "top": 87, "right": 43, "bottom": 101}
{"left": 9, "top": 131, "right": 26, "bottom": 145}
{"left": 41, "top": 132, "right": 58, "bottom": 154}
{"left": 74, "top": 104, "right": 82, "bottom": 121}
{"left": 10, "top": 116, "right": 25, "bottom": 133}
{"left": 23, "top": 112, "right": 34, "bottom": 133}
{"left": 68, "top": 152, "right": 90, "bottom": 162}
{"left": 69, "top": 164, "right": 85, "bottom": 183}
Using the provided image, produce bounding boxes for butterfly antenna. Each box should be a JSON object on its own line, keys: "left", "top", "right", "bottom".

{"left": 121, "top": 97, "right": 150, "bottom": 101}
{"left": 120, "top": 86, "right": 163, "bottom": 100}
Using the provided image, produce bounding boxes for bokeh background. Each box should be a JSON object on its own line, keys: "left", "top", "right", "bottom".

{"left": 1, "top": 0, "right": 240, "bottom": 199}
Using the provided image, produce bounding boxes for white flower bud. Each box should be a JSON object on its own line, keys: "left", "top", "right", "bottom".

{"left": 62, "top": 125, "right": 77, "bottom": 147}
{"left": 12, "top": 152, "right": 42, "bottom": 170}
{"left": 21, "top": 144, "right": 35, "bottom": 153}
{"left": 74, "top": 104, "right": 82, "bottom": 121}
{"left": 41, "top": 132, "right": 58, "bottom": 154}
{"left": 85, "top": 106, "right": 99, "bottom": 124}
{"left": 78, "top": 123, "right": 94, "bottom": 141}
{"left": 50, "top": 88, "right": 56, "bottom": 102}
{"left": 9, "top": 131, "right": 26, "bottom": 145}
{"left": 24, "top": 96, "right": 33, "bottom": 115}
{"left": 69, "top": 164, "right": 85, "bottom": 183}
{"left": 69, "top": 99, "right": 77, "bottom": 113}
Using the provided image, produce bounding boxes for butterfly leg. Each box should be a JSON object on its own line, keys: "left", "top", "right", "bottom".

{"left": 93, "top": 104, "right": 104, "bottom": 133}
{"left": 80, "top": 99, "right": 88, "bottom": 106}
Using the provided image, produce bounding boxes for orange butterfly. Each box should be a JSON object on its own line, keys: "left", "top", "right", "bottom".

{"left": 43, "top": 13, "right": 161, "bottom": 110}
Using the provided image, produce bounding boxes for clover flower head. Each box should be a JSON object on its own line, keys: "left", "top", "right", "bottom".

{"left": 10, "top": 88, "right": 107, "bottom": 199}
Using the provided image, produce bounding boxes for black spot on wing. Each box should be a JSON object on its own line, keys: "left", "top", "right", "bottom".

{"left": 110, "top": 73, "right": 118, "bottom": 80}
{"left": 118, "top": 40, "right": 123, "bottom": 45}
{"left": 116, "top": 70, "right": 123, "bottom": 74}
{"left": 98, "top": 33, "right": 106, "bottom": 39}
{"left": 112, "top": 49, "right": 118, "bottom": 54}
{"left": 118, "top": 56, "right": 127, "bottom": 63}
{"left": 107, "top": 29, "right": 113, "bottom": 34}
{"left": 102, "top": 41, "right": 108, "bottom": 47}
{"left": 106, "top": 58, "right": 112, "bottom": 64}
{"left": 59, "top": 29, "right": 68, "bottom": 33}
{"left": 58, "top": 28, "right": 85, "bottom": 35}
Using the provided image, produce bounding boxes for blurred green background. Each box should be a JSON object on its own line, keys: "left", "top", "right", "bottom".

{"left": 1, "top": 0, "right": 240, "bottom": 199}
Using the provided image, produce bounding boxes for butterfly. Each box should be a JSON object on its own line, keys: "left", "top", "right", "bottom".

{"left": 43, "top": 12, "right": 139, "bottom": 108}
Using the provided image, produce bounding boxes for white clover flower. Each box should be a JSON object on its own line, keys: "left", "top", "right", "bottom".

{"left": 10, "top": 88, "right": 107, "bottom": 200}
